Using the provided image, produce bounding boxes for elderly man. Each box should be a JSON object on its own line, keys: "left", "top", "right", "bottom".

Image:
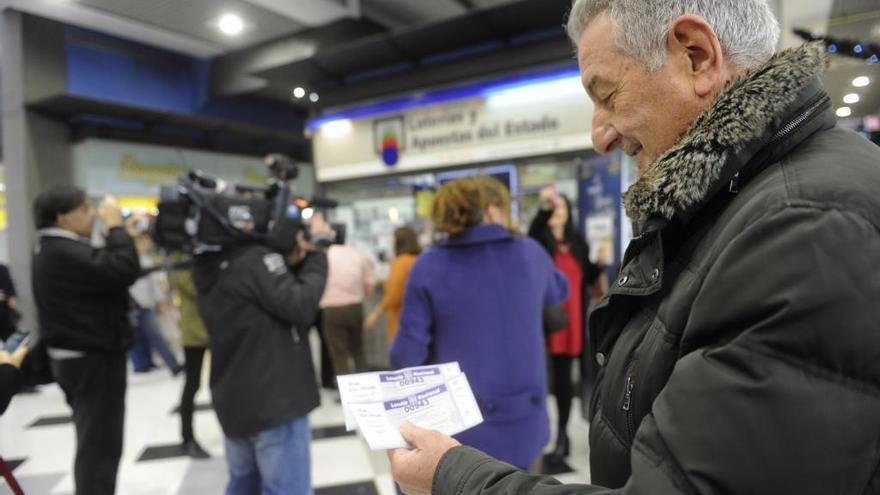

{"left": 389, "top": 0, "right": 880, "bottom": 493}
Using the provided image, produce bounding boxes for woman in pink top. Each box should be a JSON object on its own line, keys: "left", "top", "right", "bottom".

{"left": 319, "top": 236, "right": 375, "bottom": 375}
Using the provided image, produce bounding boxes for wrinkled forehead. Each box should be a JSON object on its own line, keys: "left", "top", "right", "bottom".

{"left": 575, "top": 14, "right": 616, "bottom": 76}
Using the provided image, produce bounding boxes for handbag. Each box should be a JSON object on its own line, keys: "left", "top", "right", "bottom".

{"left": 542, "top": 305, "right": 569, "bottom": 335}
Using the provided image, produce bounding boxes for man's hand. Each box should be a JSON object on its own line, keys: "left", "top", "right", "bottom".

{"left": 0, "top": 345, "right": 28, "bottom": 368}
{"left": 539, "top": 185, "right": 560, "bottom": 211}
{"left": 288, "top": 229, "right": 317, "bottom": 265}
{"left": 124, "top": 215, "right": 141, "bottom": 238}
{"left": 388, "top": 421, "right": 461, "bottom": 495}
{"left": 98, "top": 195, "right": 124, "bottom": 229}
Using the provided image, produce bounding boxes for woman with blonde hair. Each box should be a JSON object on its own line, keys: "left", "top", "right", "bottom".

{"left": 390, "top": 176, "right": 569, "bottom": 470}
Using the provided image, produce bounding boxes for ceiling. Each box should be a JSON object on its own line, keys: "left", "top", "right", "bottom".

{"left": 72, "top": 0, "right": 309, "bottom": 50}
{"left": 779, "top": 0, "right": 880, "bottom": 119}
{"left": 4, "top": 0, "right": 878, "bottom": 119}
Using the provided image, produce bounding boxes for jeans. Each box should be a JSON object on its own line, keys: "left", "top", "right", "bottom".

{"left": 224, "top": 416, "right": 312, "bottom": 495}
{"left": 50, "top": 353, "right": 127, "bottom": 495}
{"left": 129, "top": 307, "right": 179, "bottom": 373}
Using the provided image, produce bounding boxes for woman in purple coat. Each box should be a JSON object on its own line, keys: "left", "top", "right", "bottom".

{"left": 390, "top": 176, "right": 569, "bottom": 470}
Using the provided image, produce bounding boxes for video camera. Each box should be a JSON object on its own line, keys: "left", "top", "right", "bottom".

{"left": 152, "top": 154, "right": 336, "bottom": 254}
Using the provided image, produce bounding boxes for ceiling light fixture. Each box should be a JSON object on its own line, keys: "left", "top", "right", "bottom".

{"left": 836, "top": 106, "right": 852, "bottom": 118}
{"left": 292, "top": 87, "right": 306, "bottom": 99}
{"left": 309, "top": 92, "right": 319, "bottom": 103}
{"left": 852, "top": 76, "right": 870, "bottom": 87}
{"left": 218, "top": 14, "right": 244, "bottom": 36}
{"left": 843, "top": 93, "right": 860, "bottom": 104}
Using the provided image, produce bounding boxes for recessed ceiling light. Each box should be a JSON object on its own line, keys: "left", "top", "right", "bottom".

{"left": 836, "top": 106, "right": 852, "bottom": 118}
{"left": 309, "top": 92, "right": 319, "bottom": 103}
{"left": 852, "top": 76, "right": 870, "bottom": 87}
{"left": 292, "top": 87, "right": 306, "bottom": 99}
{"left": 218, "top": 14, "right": 244, "bottom": 36}
{"left": 843, "top": 93, "right": 860, "bottom": 104}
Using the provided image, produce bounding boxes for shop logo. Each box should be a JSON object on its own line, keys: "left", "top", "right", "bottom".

{"left": 374, "top": 116, "right": 405, "bottom": 167}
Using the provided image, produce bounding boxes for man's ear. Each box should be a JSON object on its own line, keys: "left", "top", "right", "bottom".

{"left": 55, "top": 212, "right": 67, "bottom": 230}
{"left": 666, "top": 14, "right": 726, "bottom": 98}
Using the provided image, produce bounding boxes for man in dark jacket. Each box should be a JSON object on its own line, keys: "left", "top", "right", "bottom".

{"left": 389, "top": 1, "right": 880, "bottom": 494}
{"left": 194, "top": 225, "right": 327, "bottom": 494}
{"left": 32, "top": 186, "right": 140, "bottom": 495}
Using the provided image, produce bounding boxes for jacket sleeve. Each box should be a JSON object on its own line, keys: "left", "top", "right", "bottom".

{"left": 389, "top": 261, "right": 432, "bottom": 368}
{"left": 433, "top": 206, "right": 880, "bottom": 494}
{"left": 240, "top": 250, "right": 328, "bottom": 331}
{"left": 435, "top": 447, "right": 614, "bottom": 494}
{"left": 379, "top": 257, "right": 409, "bottom": 312}
{"left": 0, "top": 363, "right": 22, "bottom": 415}
{"left": 79, "top": 227, "right": 141, "bottom": 289}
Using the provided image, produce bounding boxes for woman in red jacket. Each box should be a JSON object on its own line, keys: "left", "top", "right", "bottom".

{"left": 528, "top": 185, "right": 606, "bottom": 465}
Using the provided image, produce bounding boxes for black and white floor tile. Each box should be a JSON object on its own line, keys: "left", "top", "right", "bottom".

{"left": 0, "top": 352, "right": 591, "bottom": 494}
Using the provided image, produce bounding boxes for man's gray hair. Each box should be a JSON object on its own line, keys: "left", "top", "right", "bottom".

{"left": 566, "top": 0, "right": 780, "bottom": 71}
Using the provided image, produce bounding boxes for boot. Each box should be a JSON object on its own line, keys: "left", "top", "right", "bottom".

{"left": 549, "top": 431, "right": 570, "bottom": 463}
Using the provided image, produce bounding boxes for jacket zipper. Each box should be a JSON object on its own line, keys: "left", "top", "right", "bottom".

{"left": 621, "top": 356, "right": 638, "bottom": 442}
{"left": 730, "top": 94, "right": 829, "bottom": 195}
{"left": 769, "top": 94, "right": 830, "bottom": 145}
{"left": 290, "top": 326, "right": 301, "bottom": 344}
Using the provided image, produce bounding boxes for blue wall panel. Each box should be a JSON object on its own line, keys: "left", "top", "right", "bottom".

{"left": 66, "top": 38, "right": 198, "bottom": 113}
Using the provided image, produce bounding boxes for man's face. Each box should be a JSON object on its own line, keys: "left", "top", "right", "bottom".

{"left": 58, "top": 202, "right": 95, "bottom": 237}
{"left": 578, "top": 14, "right": 711, "bottom": 175}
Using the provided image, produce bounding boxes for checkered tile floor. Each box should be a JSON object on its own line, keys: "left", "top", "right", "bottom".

{"left": 0, "top": 343, "right": 591, "bottom": 494}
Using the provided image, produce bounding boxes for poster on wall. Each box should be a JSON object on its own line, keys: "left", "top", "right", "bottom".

{"left": 578, "top": 154, "right": 621, "bottom": 273}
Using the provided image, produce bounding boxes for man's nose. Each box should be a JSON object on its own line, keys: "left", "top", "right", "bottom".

{"left": 591, "top": 113, "right": 621, "bottom": 155}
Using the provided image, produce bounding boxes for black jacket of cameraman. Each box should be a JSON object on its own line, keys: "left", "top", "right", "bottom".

{"left": 33, "top": 227, "right": 140, "bottom": 353}
{"left": 194, "top": 244, "right": 327, "bottom": 438}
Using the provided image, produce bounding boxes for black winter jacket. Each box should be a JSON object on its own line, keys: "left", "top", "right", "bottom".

{"left": 33, "top": 227, "right": 140, "bottom": 353}
{"left": 433, "top": 43, "right": 880, "bottom": 494}
{"left": 194, "top": 245, "right": 327, "bottom": 438}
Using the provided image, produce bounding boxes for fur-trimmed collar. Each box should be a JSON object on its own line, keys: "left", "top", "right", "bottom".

{"left": 623, "top": 42, "right": 828, "bottom": 222}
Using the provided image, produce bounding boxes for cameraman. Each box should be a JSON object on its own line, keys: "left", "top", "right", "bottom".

{"left": 194, "top": 221, "right": 327, "bottom": 495}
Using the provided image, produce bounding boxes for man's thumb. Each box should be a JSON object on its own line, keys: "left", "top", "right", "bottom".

{"left": 399, "top": 421, "right": 425, "bottom": 446}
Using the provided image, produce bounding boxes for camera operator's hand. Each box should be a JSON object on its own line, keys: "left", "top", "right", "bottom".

{"left": 0, "top": 345, "right": 28, "bottom": 369}
{"left": 288, "top": 229, "right": 317, "bottom": 265}
{"left": 124, "top": 216, "right": 141, "bottom": 238}
{"left": 98, "top": 195, "right": 124, "bottom": 229}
